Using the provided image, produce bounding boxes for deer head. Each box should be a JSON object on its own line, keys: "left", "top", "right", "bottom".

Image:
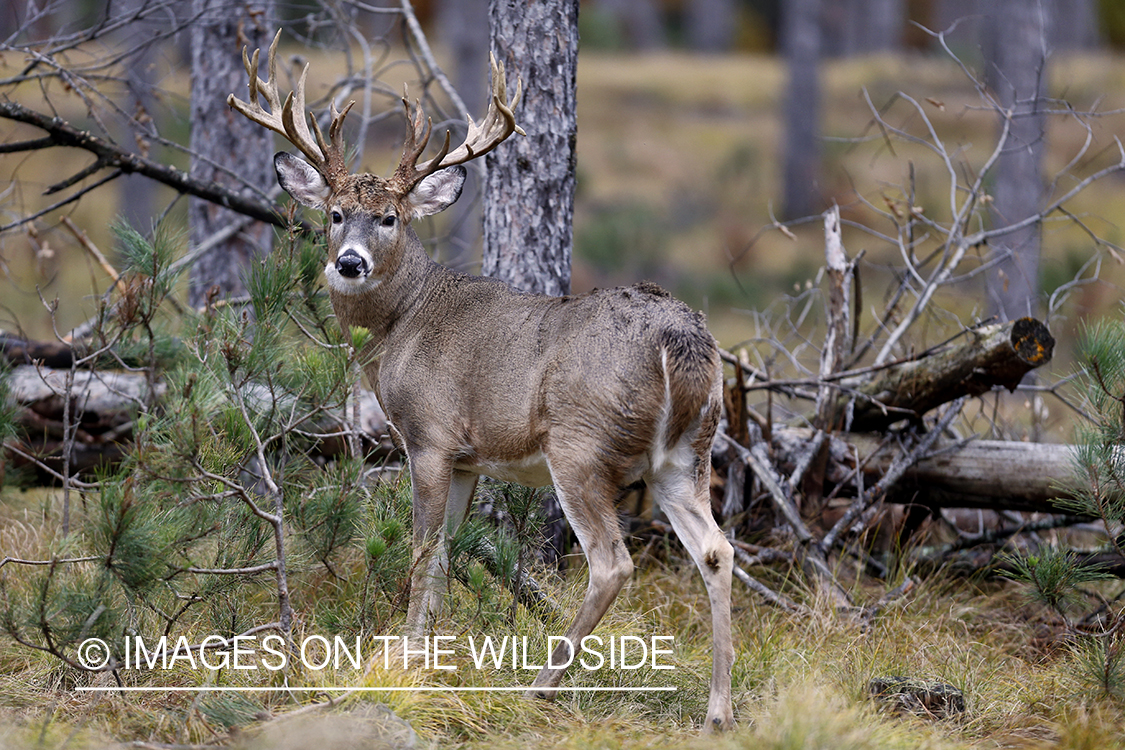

{"left": 227, "top": 30, "right": 523, "bottom": 297}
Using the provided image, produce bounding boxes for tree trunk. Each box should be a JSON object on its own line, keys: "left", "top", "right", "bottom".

{"left": 985, "top": 0, "right": 1049, "bottom": 322}
{"left": 594, "top": 0, "right": 666, "bottom": 50}
{"left": 115, "top": 0, "right": 159, "bottom": 233}
{"left": 188, "top": 0, "right": 275, "bottom": 309}
{"left": 685, "top": 0, "right": 736, "bottom": 53}
{"left": 1047, "top": 0, "right": 1097, "bottom": 50}
{"left": 780, "top": 0, "right": 822, "bottom": 219}
{"left": 854, "top": 0, "right": 905, "bottom": 54}
{"left": 483, "top": 0, "right": 579, "bottom": 296}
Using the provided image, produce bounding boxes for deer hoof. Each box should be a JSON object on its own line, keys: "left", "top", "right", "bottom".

{"left": 705, "top": 715, "right": 734, "bottom": 733}
{"left": 524, "top": 687, "right": 558, "bottom": 702}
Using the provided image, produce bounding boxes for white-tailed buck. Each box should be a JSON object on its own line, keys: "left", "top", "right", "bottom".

{"left": 229, "top": 31, "right": 734, "bottom": 731}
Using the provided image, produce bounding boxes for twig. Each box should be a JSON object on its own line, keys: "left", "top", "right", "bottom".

{"left": 0, "top": 555, "right": 101, "bottom": 571}
{"left": 732, "top": 565, "right": 807, "bottom": 615}
{"left": 862, "top": 576, "right": 915, "bottom": 625}
{"left": 398, "top": 0, "right": 471, "bottom": 123}
{"left": 915, "top": 513, "right": 1093, "bottom": 564}
{"left": 719, "top": 430, "right": 809, "bottom": 543}
{"left": 0, "top": 100, "right": 289, "bottom": 231}
{"left": 60, "top": 216, "right": 126, "bottom": 296}
{"left": 816, "top": 204, "right": 851, "bottom": 430}
{"left": 719, "top": 429, "right": 853, "bottom": 608}
{"left": 822, "top": 397, "right": 967, "bottom": 551}
{"left": 181, "top": 562, "right": 279, "bottom": 575}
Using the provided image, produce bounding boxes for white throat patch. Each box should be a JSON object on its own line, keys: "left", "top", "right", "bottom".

{"left": 324, "top": 261, "right": 382, "bottom": 295}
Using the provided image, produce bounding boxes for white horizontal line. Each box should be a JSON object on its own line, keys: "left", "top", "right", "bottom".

{"left": 75, "top": 686, "right": 677, "bottom": 693}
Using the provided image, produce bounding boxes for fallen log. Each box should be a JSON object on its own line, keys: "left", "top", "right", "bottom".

{"left": 2, "top": 361, "right": 1077, "bottom": 516}
{"left": 2, "top": 364, "right": 391, "bottom": 483}
{"left": 1, "top": 335, "right": 78, "bottom": 369}
{"left": 834, "top": 317, "right": 1055, "bottom": 431}
{"left": 772, "top": 428, "right": 1077, "bottom": 514}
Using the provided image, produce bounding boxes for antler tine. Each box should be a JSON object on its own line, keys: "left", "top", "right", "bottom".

{"left": 420, "top": 53, "right": 524, "bottom": 173}
{"left": 278, "top": 63, "right": 327, "bottom": 166}
{"left": 310, "top": 99, "right": 355, "bottom": 184}
{"left": 228, "top": 29, "right": 353, "bottom": 181}
{"left": 392, "top": 54, "right": 522, "bottom": 192}
{"left": 391, "top": 86, "right": 452, "bottom": 190}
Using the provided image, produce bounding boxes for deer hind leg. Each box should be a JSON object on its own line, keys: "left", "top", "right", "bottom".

{"left": 649, "top": 458, "right": 735, "bottom": 732}
{"left": 404, "top": 454, "right": 479, "bottom": 637}
{"left": 527, "top": 459, "right": 633, "bottom": 699}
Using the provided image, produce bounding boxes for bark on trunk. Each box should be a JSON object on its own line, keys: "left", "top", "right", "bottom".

{"left": 779, "top": 0, "right": 822, "bottom": 219}
{"left": 685, "top": 0, "right": 736, "bottom": 52}
{"left": 483, "top": 0, "right": 579, "bottom": 296}
{"left": 188, "top": 0, "right": 275, "bottom": 309}
{"left": 984, "top": 0, "right": 1049, "bottom": 322}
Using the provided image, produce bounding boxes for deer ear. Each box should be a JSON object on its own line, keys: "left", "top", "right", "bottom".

{"left": 408, "top": 166, "right": 466, "bottom": 219}
{"left": 274, "top": 152, "right": 332, "bottom": 208}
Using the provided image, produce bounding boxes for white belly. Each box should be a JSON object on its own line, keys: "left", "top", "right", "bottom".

{"left": 453, "top": 450, "right": 554, "bottom": 488}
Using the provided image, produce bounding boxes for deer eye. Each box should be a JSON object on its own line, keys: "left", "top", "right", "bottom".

{"left": 330, "top": 209, "right": 343, "bottom": 224}
{"left": 381, "top": 215, "right": 396, "bottom": 228}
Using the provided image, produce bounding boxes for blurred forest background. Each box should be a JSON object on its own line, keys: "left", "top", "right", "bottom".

{"left": 2, "top": 0, "right": 1123, "bottom": 365}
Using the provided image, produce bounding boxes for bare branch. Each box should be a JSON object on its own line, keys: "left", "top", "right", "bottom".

{"left": 0, "top": 101, "right": 288, "bottom": 231}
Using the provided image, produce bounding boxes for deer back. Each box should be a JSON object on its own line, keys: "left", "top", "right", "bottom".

{"left": 335, "top": 264, "right": 721, "bottom": 487}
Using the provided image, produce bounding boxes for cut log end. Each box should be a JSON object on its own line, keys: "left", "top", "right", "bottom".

{"left": 1011, "top": 316, "right": 1055, "bottom": 369}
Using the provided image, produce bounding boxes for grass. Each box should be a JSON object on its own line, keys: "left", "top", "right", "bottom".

{"left": 2, "top": 484, "right": 1125, "bottom": 749}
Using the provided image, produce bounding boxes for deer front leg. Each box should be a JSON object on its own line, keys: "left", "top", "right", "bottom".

{"left": 403, "top": 451, "right": 461, "bottom": 637}
{"left": 528, "top": 462, "right": 633, "bottom": 699}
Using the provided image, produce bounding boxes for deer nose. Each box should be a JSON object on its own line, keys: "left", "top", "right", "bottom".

{"left": 336, "top": 250, "right": 367, "bottom": 278}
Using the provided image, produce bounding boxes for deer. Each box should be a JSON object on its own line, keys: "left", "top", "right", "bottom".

{"left": 228, "top": 31, "right": 734, "bottom": 731}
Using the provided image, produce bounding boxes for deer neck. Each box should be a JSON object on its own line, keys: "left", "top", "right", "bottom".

{"left": 327, "top": 228, "right": 446, "bottom": 346}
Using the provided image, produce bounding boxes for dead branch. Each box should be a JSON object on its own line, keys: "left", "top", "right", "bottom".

{"left": 2, "top": 363, "right": 392, "bottom": 483}
{"left": 821, "top": 397, "right": 965, "bottom": 551}
{"left": 0, "top": 101, "right": 288, "bottom": 231}
{"left": 732, "top": 564, "right": 808, "bottom": 615}
{"left": 815, "top": 204, "right": 852, "bottom": 431}
{"left": 719, "top": 429, "right": 854, "bottom": 609}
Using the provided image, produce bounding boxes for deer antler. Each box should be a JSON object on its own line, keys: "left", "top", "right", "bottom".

{"left": 391, "top": 53, "right": 524, "bottom": 192}
{"left": 227, "top": 30, "right": 353, "bottom": 186}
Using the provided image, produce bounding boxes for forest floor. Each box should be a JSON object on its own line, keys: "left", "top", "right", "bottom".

{"left": 1, "top": 480, "right": 1123, "bottom": 750}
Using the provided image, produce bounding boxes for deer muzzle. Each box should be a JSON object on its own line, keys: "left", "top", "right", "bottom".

{"left": 336, "top": 249, "right": 368, "bottom": 279}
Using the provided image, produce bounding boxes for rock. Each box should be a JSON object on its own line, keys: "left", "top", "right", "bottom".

{"left": 243, "top": 702, "right": 418, "bottom": 750}
{"left": 867, "top": 675, "right": 965, "bottom": 719}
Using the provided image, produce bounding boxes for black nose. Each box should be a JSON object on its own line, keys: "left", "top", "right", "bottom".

{"left": 336, "top": 250, "right": 367, "bottom": 278}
